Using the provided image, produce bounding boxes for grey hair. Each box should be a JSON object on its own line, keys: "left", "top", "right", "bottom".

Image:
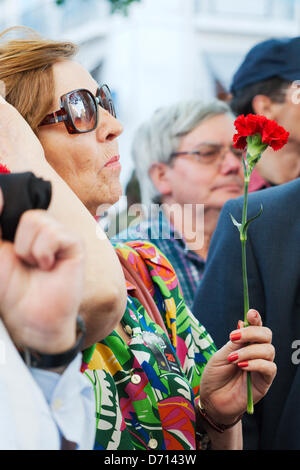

{"left": 132, "top": 99, "right": 234, "bottom": 206}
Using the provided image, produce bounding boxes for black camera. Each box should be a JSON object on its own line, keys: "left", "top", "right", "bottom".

{"left": 0, "top": 172, "right": 52, "bottom": 242}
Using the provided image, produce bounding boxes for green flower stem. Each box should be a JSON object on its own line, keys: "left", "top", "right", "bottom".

{"left": 241, "top": 176, "right": 250, "bottom": 326}
{"left": 241, "top": 172, "right": 254, "bottom": 415}
{"left": 246, "top": 372, "right": 254, "bottom": 415}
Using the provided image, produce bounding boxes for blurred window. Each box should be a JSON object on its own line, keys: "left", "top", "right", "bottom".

{"left": 204, "top": 51, "right": 243, "bottom": 93}
{"left": 195, "top": 0, "right": 297, "bottom": 20}
{"left": 60, "top": 0, "right": 103, "bottom": 29}
{"left": 15, "top": 0, "right": 106, "bottom": 35}
{"left": 19, "top": 0, "right": 51, "bottom": 34}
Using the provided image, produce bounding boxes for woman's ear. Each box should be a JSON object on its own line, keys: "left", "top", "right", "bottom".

{"left": 252, "top": 94, "right": 284, "bottom": 120}
{"left": 149, "top": 162, "right": 172, "bottom": 197}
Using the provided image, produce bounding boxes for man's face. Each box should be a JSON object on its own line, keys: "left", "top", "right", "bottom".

{"left": 162, "top": 114, "right": 244, "bottom": 210}
{"left": 255, "top": 84, "right": 300, "bottom": 184}
{"left": 273, "top": 85, "right": 300, "bottom": 143}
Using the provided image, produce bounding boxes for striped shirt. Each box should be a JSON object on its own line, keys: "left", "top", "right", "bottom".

{"left": 114, "top": 210, "right": 205, "bottom": 310}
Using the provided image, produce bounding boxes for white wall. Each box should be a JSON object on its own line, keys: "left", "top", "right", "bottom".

{"left": 102, "top": 0, "right": 200, "bottom": 187}
{"left": 102, "top": 0, "right": 300, "bottom": 190}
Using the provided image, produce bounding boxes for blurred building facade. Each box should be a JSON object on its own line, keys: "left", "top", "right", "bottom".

{"left": 0, "top": 0, "right": 111, "bottom": 77}
{"left": 194, "top": 0, "right": 300, "bottom": 97}
{"left": 0, "top": 0, "right": 300, "bottom": 190}
{"left": 107, "top": 0, "right": 300, "bottom": 186}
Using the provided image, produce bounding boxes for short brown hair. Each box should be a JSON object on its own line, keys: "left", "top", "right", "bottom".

{"left": 230, "top": 76, "right": 291, "bottom": 116}
{"left": 0, "top": 26, "right": 78, "bottom": 133}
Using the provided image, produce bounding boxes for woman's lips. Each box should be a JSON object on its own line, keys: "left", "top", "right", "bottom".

{"left": 104, "top": 155, "right": 121, "bottom": 169}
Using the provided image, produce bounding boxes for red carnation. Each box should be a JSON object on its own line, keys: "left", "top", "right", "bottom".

{"left": 233, "top": 114, "right": 289, "bottom": 152}
{"left": 230, "top": 114, "right": 289, "bottom": 415}
{"left": 0, "top": 163, "right": 10, "bottom": 174}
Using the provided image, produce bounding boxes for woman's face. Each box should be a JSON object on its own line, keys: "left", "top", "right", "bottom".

{"left": 37, "top": 60, "right": 123, "bottom": 215}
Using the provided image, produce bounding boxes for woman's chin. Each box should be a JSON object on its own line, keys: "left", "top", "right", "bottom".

{"left": 95, "top": 187, "right": 122, "bottom": 210}
{"left": 110, "top": 182, "right": 123, "bottom": 204}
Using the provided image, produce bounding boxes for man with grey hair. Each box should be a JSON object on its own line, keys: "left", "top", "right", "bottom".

{"left": 115, "top": 100, "right": 244, "bottom": 308}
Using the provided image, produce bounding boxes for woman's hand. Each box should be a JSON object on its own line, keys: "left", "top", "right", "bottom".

{"left": 199, "top": 309, "right": 277, "bottom": 425}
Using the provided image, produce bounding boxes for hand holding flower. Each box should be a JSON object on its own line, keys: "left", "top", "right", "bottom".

{"left": 199, "top": 310, "right": 276, "bottom": 427}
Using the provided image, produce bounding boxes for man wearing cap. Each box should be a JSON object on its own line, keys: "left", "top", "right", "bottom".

{"left": 230, "top": 37, "right": 300, "bottom": 192}
{"left": 192, "top": 38, "right": 300, "bottom": 449}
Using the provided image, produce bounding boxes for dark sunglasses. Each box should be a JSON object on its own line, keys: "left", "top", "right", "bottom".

{"left": 39, "top": 84, "right": 116, "bottom": 134}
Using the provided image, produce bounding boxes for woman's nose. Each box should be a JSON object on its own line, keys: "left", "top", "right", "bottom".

{"left": 96, "top": 107, "right": 123, "bottom": 142}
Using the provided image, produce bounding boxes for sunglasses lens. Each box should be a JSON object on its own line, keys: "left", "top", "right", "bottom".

{"left": 98, "top": 85, "right": 116, "bottom": 117}
{"left": 68, "top": 90, "right": 97, "bottom": 132}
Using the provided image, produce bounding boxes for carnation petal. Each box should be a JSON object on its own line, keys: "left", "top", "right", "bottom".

{"left": 0, "top": 163, "right": 10, "bottom": 174}
{"left": 233, "top": 133, "right": 247, "bottom": 150}
{"left": 233, "top": 114, "right": 289, "bottom": 154}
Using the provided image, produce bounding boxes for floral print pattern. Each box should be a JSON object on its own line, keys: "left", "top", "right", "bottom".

{"left": 84, "top": 241, "right": 216, "bottom": 450}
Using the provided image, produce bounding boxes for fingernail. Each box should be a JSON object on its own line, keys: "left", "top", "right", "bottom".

{"left": 238, "top": 361, "right": 248, "bottom": 368}
{"left": 230, "top": 332, "right": 242, "bottom": 342}
{"left": 227, "top": 352, "right": 239, "bottom": 362}
{"left": 237, "top": 320, "right": 243, "bottom": 329}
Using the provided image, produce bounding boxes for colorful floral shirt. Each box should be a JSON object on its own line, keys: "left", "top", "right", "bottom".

{"left": 84, "top": 241, "right": 216, "bottom": 450}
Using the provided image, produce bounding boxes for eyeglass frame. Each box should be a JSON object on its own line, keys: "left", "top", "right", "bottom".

{"left": 39, "top": 84, "right": 116, "bottom": 135}
{"left": 169, "top": 143, "right": 244, "bottom": 165}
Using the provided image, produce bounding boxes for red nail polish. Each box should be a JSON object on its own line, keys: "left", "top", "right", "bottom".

{"left": 238, "top": 361, "right": 248, "bottom": 368}
{"left": 237, "top": 320, "right": 243, "bottom": 330}
{"left": 227, "top": 353, "right": 239, "bottom": 362}
{"left": 230, "top": 332, "right": 242, "bottom": 342}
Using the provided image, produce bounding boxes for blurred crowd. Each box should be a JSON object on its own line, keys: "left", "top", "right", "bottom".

{"left": 0, "top": 26, "right": 299, "bottom": 450}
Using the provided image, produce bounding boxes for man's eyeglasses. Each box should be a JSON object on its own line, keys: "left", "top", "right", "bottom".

{"left": 170, "top": 143, "right": 244, "bottom": 165}
{"left": 39, "top": 84, "right": 116, "bottom": 134}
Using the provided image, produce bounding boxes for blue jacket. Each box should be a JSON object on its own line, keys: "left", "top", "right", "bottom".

{"left": 193, "top": 178, "right": 300, "bottom": 449}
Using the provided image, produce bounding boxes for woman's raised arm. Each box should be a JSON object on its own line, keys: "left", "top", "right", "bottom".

{"left": 0, "top": 95, "right": 127, "bottom": 345}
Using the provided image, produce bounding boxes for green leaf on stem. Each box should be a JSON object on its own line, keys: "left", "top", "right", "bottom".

{"left": 243, "top": 204, "right": 263, "bottom": 234}
{"left": 230, "top": 213, "right": 242, "bottom": 232}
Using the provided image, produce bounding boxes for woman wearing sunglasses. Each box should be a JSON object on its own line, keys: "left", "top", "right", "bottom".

{"left": 0, "top": 26, "right": 276, "bottom": 450}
